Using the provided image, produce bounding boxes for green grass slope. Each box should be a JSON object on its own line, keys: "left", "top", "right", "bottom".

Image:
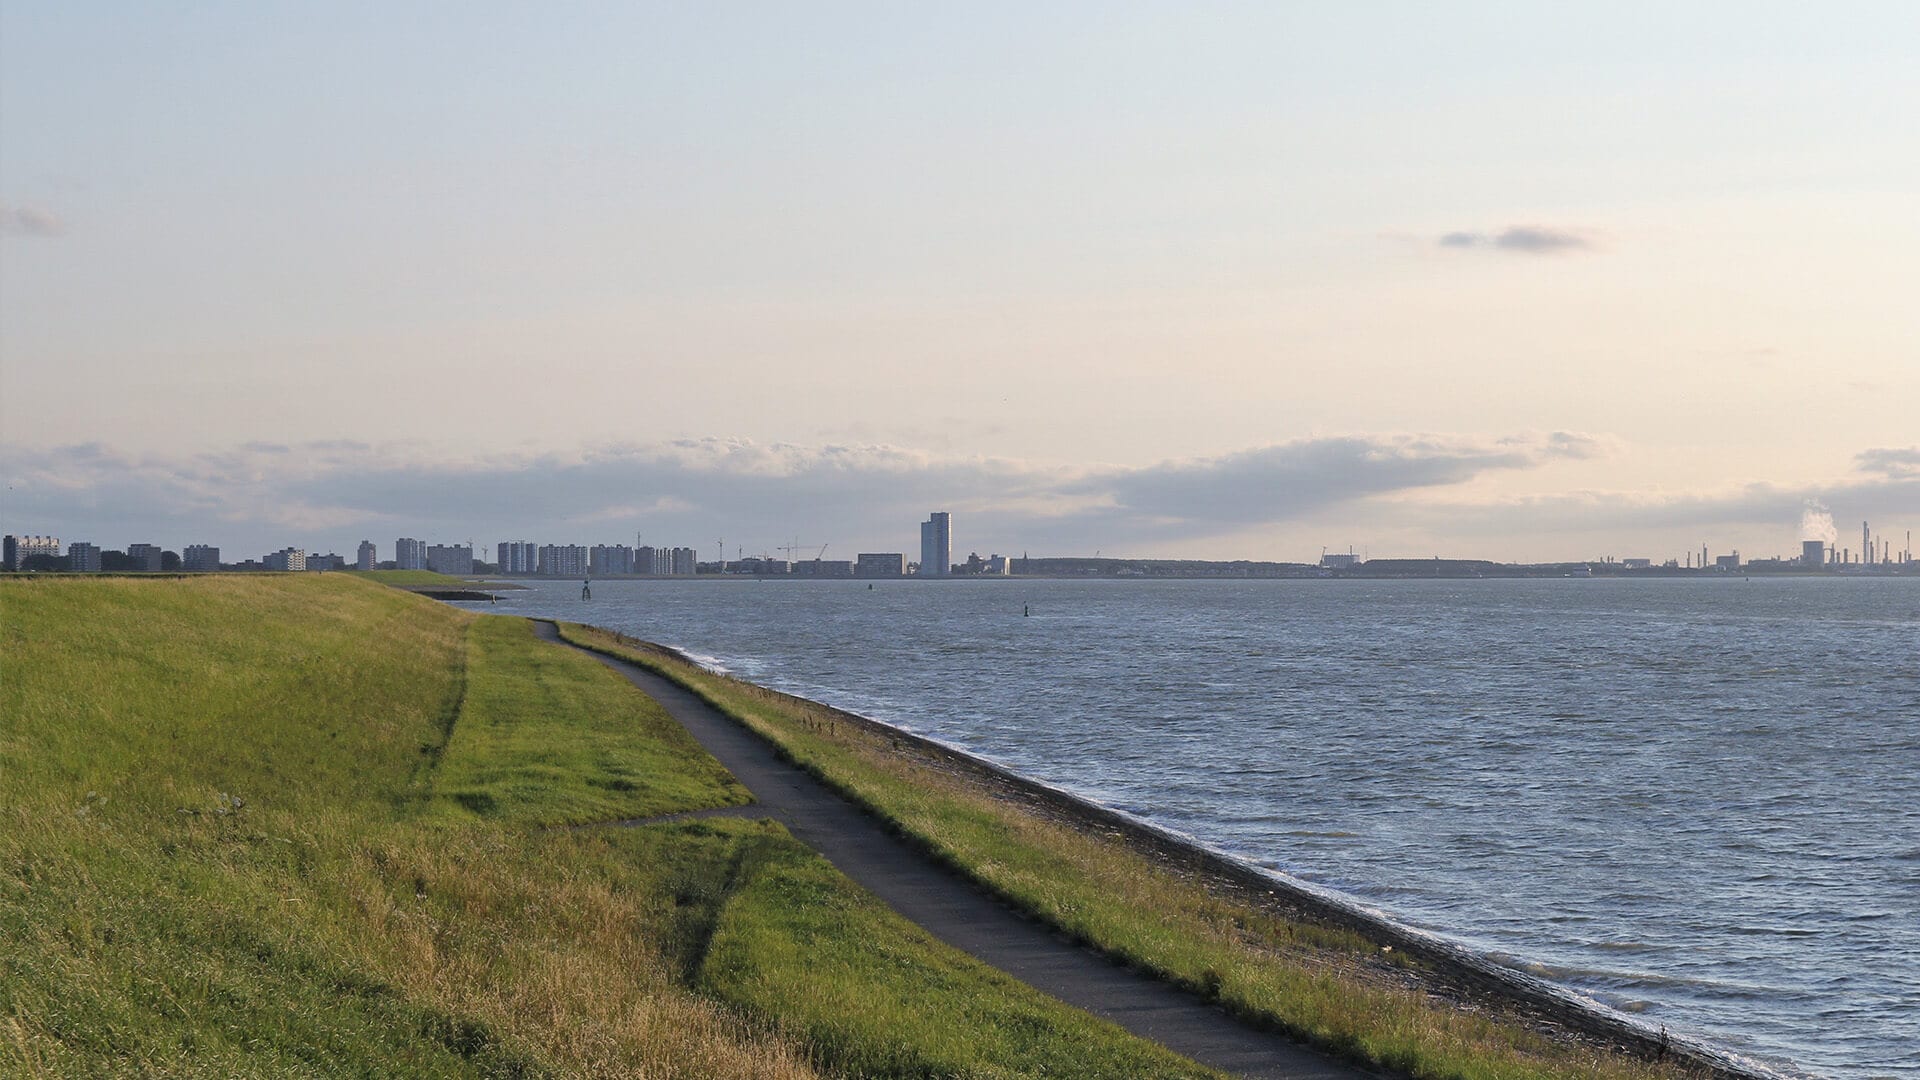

{"left": 426, "top": 618, "right": 749, "bottom": 825}
{"left": 1, "top": 576, "right": 1220, "bottom": 1078}
{"left": 346, "top": 569, "right": 477, "bottom": 587}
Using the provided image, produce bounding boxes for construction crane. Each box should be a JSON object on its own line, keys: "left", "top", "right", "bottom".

{"left": 776, "top": 540, "right": 829, "bottom": 564}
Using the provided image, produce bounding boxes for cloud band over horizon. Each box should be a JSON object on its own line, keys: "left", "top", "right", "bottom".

{"left": 4, "top": 435, "right": 1915, "bottom": 564}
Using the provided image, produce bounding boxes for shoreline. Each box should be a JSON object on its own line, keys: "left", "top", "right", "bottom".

{"left": 624, "top": 632, "right": 1776, "bottom": 1080}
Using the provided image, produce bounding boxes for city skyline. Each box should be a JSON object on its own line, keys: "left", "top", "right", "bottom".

{"left": 8, "top": 502, "right": 1915, "bottom": 576}
{"left": 4, "top": 6, "right": 1917, "bottom": 560}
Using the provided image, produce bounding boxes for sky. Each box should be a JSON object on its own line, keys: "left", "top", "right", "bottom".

{"left": 3, "top": 2, "right": 1917, "bottom": 564}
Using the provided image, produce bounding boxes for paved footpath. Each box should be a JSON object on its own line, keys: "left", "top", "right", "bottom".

{"left": 534, "top": 621, "right": 1372, "bottom": 1080}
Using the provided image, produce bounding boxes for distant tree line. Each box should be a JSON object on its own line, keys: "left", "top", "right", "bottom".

{"left": 13, "top": 551, "right": 183, "bottom": 573}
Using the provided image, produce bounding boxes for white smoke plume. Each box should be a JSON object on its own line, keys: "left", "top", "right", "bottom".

{"left": 1799, "top": 500, "right": 1838, "bottom": 544}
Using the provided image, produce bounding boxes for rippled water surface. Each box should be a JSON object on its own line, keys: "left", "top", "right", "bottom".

{"left": 468, "top": 577, "right": 1919, "bottom": 1078}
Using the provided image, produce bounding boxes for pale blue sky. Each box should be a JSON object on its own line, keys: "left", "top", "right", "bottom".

{"left": 4, "top": 3, "right": 1916, "bottom": 561}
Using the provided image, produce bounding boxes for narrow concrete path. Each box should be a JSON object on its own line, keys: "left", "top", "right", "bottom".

{"left": 533, "top": 621, "right": 1371, "bottom": 1080}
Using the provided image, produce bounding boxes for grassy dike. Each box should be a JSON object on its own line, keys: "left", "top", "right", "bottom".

{"left": 344, "top": 569, "right": 481, "bottom": 587}
{"left": 558, "top": 623, "right": 1711, "bottom": 1080}
{"left": 1, "top": 575, "right": 1218, "bottom": 1078}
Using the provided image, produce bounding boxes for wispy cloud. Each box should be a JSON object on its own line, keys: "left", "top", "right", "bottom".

{"left": 0, "top": 203, "right": 67, "bottom": 238}
{"left": 1438, "top": 225, "right": 1591, "bottom": 255}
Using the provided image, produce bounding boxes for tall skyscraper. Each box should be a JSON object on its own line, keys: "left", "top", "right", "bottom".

{"left": 919, "top": 512, "right": 951, "bottom": 578}
{"left": 357, "top": 540, "right": 377, "bottom": 570}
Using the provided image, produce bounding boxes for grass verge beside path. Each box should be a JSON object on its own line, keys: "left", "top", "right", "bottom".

{"left": 426, "top": 617, "right": 750, "bottom": 825}
{"left": 559, "top": 622, "right": 1705, "bottom": 1080}
{"left": 2, "top": 575, "right": 1227, "bottom": 1078}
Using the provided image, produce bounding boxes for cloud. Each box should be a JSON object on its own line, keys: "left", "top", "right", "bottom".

{"left": 1397, "top": 463, "right": 1920, "bottom": 545}
{"left": 1856, "top": 447, "right": 1920, "bottom": 480}
{"left": 1437, "top": 225, "right": 1591, "bottom": 255}
{"left": 1043, "top": 432, "right": 1606, "bottom": 545}
{"left": 0, "top": 203, "right": 67, "bottom": 238}
{"left": 0, "top": 433, "right": 1602, "bottom": 557}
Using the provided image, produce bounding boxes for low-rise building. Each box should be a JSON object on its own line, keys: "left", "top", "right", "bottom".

{"left": 855, "top": 553, "right": 907, "bottom": 578}
{"left": 264, "top": 547, "right": 307, "bottom": 572}
{"left": 793, "top": 559, "right": 855, "bottom": 578}
{"left": 960, "top": 552, "right": 1014, "bottom": 575}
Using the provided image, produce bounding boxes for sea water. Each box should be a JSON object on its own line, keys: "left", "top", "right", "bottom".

{"left": 461, "top": 576, "right": 1919, "bottom": 1078}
